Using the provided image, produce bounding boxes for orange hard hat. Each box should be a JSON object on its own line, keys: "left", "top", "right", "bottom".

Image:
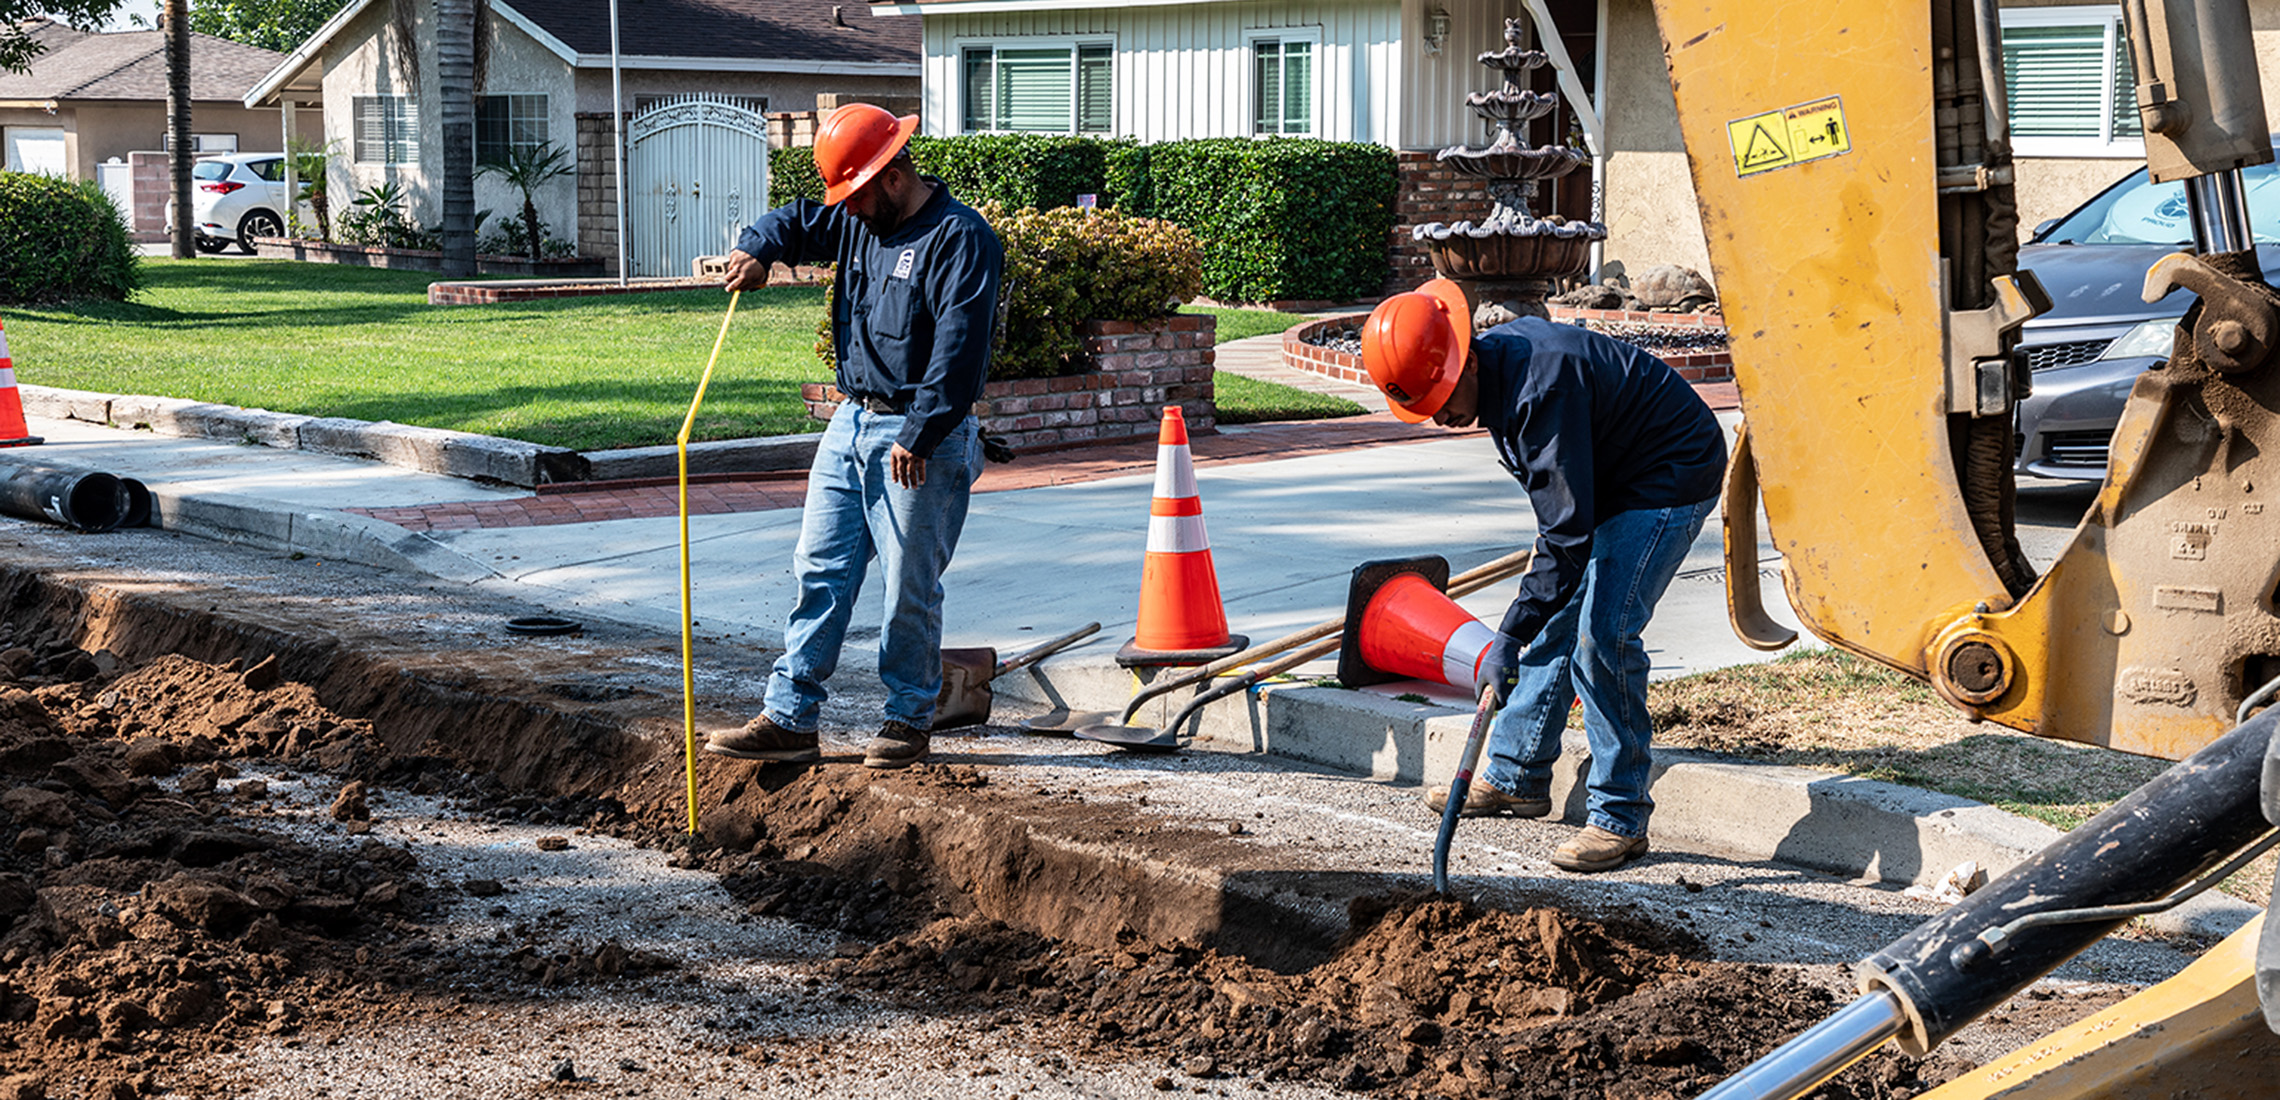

{"left": 815, "top": 103, "right": 920, "bottom": 205}
{"left": 1361, "top": 278, "right": 1471, "bottom": 423}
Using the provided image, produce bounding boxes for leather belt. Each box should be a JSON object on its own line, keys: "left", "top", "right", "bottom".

{"left": 856, "top": 395, "right": 906, "bottom": 415}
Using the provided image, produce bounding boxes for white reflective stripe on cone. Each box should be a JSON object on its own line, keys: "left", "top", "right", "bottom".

{"left": 0, "top": 367, "right": 14, "bottom": 389}
{"left": 0, "top": 325, "right": 10, "bottom": 358}
{"left": 1442, "top": 619, "right": 1497, "bottom": 688}
{"left": 1146, "top": 513, "right": 1212, "bottom": 554}
{"left": 1153, "top": 445, "right": 1198, "bottom": 501}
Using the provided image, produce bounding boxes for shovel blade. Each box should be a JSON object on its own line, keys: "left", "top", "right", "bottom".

{"left": 934, "top": 647, "right": 997, "bottom": 730}
{"left": 1019, "top": 709, "right": 1118, "bottom": 735}
{"left": 1073, "top": 722, "right": 1180, "bottom": 752}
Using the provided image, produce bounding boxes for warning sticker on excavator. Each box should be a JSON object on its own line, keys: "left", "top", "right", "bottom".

{"left": 1727, "top": 96, "right": 1851, "bottom": 177}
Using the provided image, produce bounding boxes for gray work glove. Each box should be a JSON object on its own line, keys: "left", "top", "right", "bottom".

{"left": 1477, "top": 631, "right": 1524, "bottom": 708}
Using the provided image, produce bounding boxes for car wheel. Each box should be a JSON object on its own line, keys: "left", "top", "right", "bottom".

{"left": 237, "top": 210, "right": 283, "bottom": 254}
{"left": 193, "top": 234, "right": 227, "bottom": 255}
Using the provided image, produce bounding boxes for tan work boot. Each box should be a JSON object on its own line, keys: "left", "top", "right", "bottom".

{"left": 863, "top": 720, "right": 930, "bottom": 770}
{"left": 704, "top": 714, "right": 820, "bottom": 763}
{"left": 1425, "top": 782, "right": 1551, "bottom": 819}
{"left": 1551, "top": 825, "right": 1649, "bottom": 873}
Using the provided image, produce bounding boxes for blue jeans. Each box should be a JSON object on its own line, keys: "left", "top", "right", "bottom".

{"left": 762, "top": 404, "right": 981, "bottom": 732}
{"left": 1479, "top": 496, "right": 1718, "bottom": 838}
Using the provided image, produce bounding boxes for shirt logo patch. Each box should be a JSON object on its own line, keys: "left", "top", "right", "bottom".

{"left": 893, "top": 248, "right": 916, "bottom": 279}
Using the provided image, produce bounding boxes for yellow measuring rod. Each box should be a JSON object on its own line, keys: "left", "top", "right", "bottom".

{"left": 678, "top": 290, "right": 740, "bottom": 834}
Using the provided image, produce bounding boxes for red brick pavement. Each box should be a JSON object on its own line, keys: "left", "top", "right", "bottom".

{"left": 347, "top": 379, "right": 1742, "bottom": 534}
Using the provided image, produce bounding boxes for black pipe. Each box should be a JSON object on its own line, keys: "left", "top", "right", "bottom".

{"left": 118, "top": 477, "right": 151, "bottom": 529}
{"left": 0, "top": 461, "right": 129, "bottom": 533}
{"left": 1857, "top": 710, "right": 2275, "bottom": 1054}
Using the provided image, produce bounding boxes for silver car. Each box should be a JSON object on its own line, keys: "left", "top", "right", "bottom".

{"left": 2014, "top": 159, "right": 2280, "bottom": 479}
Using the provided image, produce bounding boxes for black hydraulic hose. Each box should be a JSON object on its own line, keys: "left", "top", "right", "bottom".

{"left": 1856, "top": 710, "right": 2276, "bottom": 1054}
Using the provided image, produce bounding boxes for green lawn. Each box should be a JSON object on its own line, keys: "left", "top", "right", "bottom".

{"left": 5, "top": 261, "right": 1355, "bottom": 451}
{"left": 1214, "top": 372, "right": 1366, "bottom": 424}
{"left": 1179, "top": 304, "right": 1310, "bottom": 344}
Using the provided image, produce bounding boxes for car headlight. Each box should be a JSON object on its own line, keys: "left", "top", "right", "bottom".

{"left": 2097, "top": 317, "right": 2186, "bottom": 361}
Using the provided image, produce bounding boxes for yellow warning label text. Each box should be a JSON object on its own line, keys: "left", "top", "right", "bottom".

{"left": 1728, "top": 96, "right": 1851, "bottom": 178}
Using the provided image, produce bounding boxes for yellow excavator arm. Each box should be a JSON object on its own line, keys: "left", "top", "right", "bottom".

{"left": 1648, "top": 1, "right": 2280, "bottom": 1097}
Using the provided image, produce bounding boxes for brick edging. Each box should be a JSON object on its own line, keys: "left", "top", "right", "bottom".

{"left": 1280, "top": 308, "right": 1736, "bottom": 385}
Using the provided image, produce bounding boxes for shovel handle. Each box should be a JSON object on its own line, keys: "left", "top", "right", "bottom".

{"left": 1433, "top": 684, "right": 1500, "bottom": 895}
{"left": 1151, "top": 629, "right": 1349, "bottom": 739}
{"left": 993, "top": 621, "right": 1102, "bottom": 679}
{"left": 1116, "top": 548, "right": 1535, "bottom": 725}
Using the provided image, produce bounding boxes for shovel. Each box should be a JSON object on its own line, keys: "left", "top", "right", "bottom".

{"left": 1028, "top": 547, "right": 1536, "bottom": 735}
{"left": 1432, "top": 684, "right": 1501, "bottom": 894}
{"left": 1073, "top": 631, "right": 1346, "bottom": 751}
{"left": 934, "top": 622, "right": 1102, "bottom": 730}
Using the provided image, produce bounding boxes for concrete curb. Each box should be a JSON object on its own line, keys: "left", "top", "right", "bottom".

{"left": 19, "top": 385, "right": 587, "bottom": 489}
{"left": 994, "top": 651, "right": 2261, "bottom": 940}
{"left": 582, "top": 434, "right": 823, "bottom": 481}
{"left": 147, "top": 485, "right": 501, "bottom": 583}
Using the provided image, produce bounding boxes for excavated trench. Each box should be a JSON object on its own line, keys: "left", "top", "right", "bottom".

{"left": 0, "top": 556, "right": 1976, "bottom": 1099}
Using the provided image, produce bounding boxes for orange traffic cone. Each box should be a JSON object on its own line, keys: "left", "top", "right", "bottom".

{"left": 1338, "top": 556, "right": 1496, "bottom": 689}
{"left": 0, "top": 317, "right": 41, "bottom": 449}
{"left": 1119, "top": 407, "right": 1247, "bottom": 666}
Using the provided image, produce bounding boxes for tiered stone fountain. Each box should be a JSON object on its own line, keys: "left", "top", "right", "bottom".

{"left": 1415, "top": 17, "right": 1607, "bottom": 327}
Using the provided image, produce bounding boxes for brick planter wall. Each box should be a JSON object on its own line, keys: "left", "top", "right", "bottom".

{"left": 801, "top": 314, "right": 1218, "bottom": 453}
{"left": 1283, "top": 308, "right": 1733, "bottom": 385}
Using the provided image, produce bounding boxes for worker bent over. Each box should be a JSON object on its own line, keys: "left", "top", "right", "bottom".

{"left": 706, "top": 103, "right": 1005, "bottom": 770}
{"left": 1362, "top": 279, "right": 1726, "bottom": 873}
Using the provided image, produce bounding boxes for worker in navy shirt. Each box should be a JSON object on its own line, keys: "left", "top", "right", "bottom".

{"left": 1361, "top": 278, "right": 1726, "bottom": 872}
{"left": 706, "top": 104, "right": 1003, "bottom": 771}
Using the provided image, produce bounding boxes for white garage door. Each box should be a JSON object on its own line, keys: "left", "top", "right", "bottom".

{"left": 3, "top": 128, "right": 67, "bottom": 176}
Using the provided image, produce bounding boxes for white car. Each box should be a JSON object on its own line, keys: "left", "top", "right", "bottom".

{"left": 165, "top": 153, "right": 300, "bottom": 254}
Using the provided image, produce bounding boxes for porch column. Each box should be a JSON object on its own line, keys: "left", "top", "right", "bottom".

{"left": 281, "top": 98, "right": 297, "bottom": 236}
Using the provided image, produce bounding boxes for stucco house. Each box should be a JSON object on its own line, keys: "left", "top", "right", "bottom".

{"left": 1, "top": 19, "right": 315, "bottom": 235}
{"left": 245, "top": 0, "right": 920, "bottom": 267}
{"left": 867, "top": 0, "right": 2280, "bottom": 286}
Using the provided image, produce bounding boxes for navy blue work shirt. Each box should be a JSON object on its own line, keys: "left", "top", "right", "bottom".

{"left": 1473, "top": 316, "right": 1728, "bottom": 646}
{"left": 734, "top": 178, "right": 1003, "bottom": 459}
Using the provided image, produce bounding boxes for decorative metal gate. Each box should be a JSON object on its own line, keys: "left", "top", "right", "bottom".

{"left": 626, "top": 94, "right": 772, "bottom": 278}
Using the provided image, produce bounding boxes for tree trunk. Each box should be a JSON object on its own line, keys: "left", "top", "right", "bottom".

{"left": 523, "top": 197, "right": 541, "bottom": 263}
{"left": 165, "top": 0, "right": 192, "bottom": 260}
{"left": 435, "top": 0, "right": 477, "bottom": 277}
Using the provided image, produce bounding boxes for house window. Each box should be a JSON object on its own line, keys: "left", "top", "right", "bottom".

{"left": 960, "top": 42, "right": 1114, "bottom": 134}
{"left": 353, "top": 95, "right": 418, "bottom": 164}
{"left": 2001, "top": 6, "right": 2142, "bottom": 157}
{"left": 1252, "top": 37, "right": 1314, "bottom": 135}
{"left": 477, "top": 95, "right": 549, "bottom": 164}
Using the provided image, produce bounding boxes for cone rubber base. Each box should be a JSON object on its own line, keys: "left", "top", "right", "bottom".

{"left": 0, "top": 437, "right": 41, "bottom": 448}
{"left": 1115, "top": 635, "right": 1249, "bottom": 669}
{"left": 1338, "top": 556, "right": 1452, "bottom": 688}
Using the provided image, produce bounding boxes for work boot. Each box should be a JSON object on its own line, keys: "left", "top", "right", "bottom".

{"left": 1550, "top": 826, "right": 1649, "bottom": 873}
{"left": 704, "top": 714, "right": 820, "bottom": 763}
{"left": 863, "top": 720, "right": 929, "bottom": 770}
{"left": 1424, "top": 781, "right": 1551, "bottom": 819}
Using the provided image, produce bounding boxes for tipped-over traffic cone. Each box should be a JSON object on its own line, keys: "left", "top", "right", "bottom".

{"left": 1338, "top": 556, "right": 1496, "bottom": 689}
{"left": 0, "top": 318, "right": 42, "bottom": 449}
{"left": 1118, "top": 407, "right": 1247, "bottom": 667}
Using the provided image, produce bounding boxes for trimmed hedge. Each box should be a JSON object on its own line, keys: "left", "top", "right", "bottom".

{"left": 767, "top": 134, "right": 1394, "bottom": 304}
{"left": 814, "top": 204, "right": 1202, "bottom": 380}
{"left": 1146, "top": 139, "right": 1396, "bottom": 304}
{"left": 0, "top": 172, "right": 141, "bottom": 305}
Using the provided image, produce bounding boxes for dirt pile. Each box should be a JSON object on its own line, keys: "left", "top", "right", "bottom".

{"left": 823, "top": 899, "right": 1928, "bottom": 1099}
{"left": 0, "top": 624, "right": 447, "bottom": 1097}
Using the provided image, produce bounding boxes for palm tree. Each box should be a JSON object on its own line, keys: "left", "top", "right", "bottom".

{"left": 435, "top": 0, "right": 476, "bottom": 276}
{"left": 164, "top": 0, "right": 191, "bottom": 259}
{"left": 477, "top": 141, "right": 572, "bottom": 263}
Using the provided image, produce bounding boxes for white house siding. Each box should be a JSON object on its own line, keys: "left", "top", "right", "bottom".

{"left": 1397, "top": 0, "right": 1532, "bottom": 151}
{"left": 919, "top": 0, "right": 1401, "bottom": 145}
{"left": 318, "top": 5, "right": 576, "bottom": 246}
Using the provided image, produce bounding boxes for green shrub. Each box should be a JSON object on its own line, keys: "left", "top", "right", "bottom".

{"left": 0, "top": 172, "right": 141, "bottom": 305}
{"left": 1145, "top": 138, "right": 1396, "bottom": 303}
{"left": 988, "top": 203, "right": 1202, "bottom": 378}
{"left": 769, "top": 135, "right": 1121, "bottom": 212}
{"left": 769, "top": 145, "right": 823, "bottom": 207}
{"left": 812, "top": 205, "right": 1202, "bottom": 380}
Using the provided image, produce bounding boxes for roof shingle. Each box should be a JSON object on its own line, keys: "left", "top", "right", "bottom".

{"left": 0, "top": 21, "right": 289, "bottom": 102}
{"left": 504, "top": 0, "right": 918, "bottom": 63}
